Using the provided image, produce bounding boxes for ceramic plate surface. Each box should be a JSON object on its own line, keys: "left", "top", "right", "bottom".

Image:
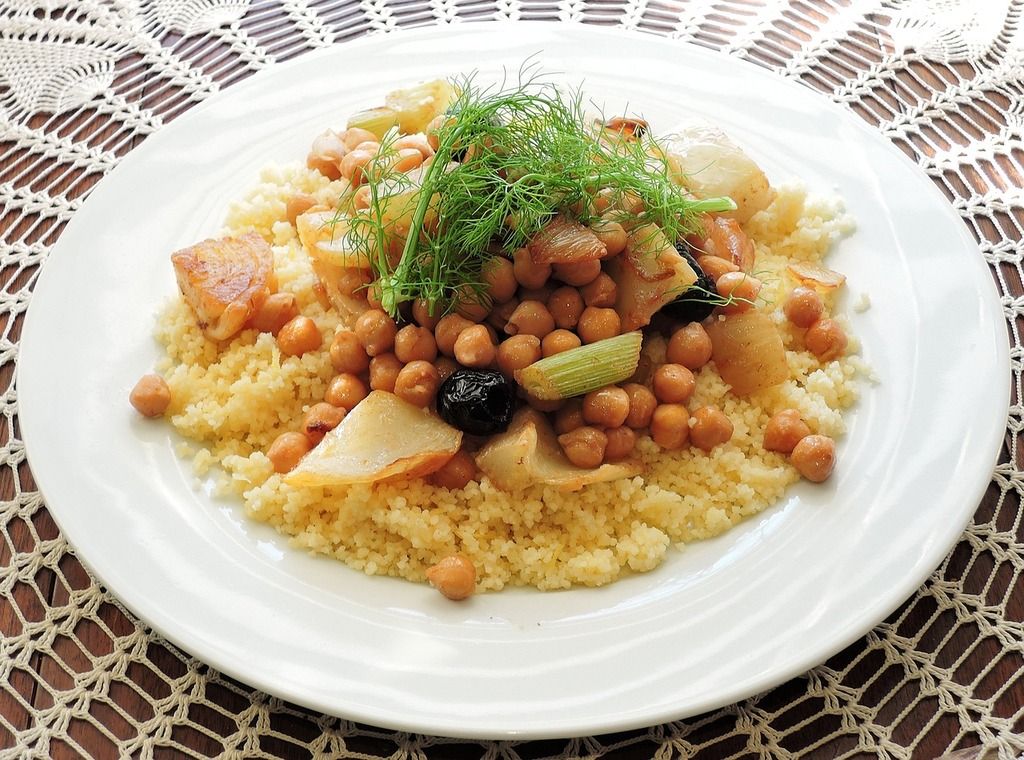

{"left": 19, "top": 22, "right": 1008, "bottom": 739}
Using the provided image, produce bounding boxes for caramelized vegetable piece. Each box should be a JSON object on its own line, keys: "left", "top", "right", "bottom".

{"left": 787, "top": 261, "right": 847, "bottom": 290}
{"left": 384, "top": 79, "right": 456, "bottom": 135}
{"left": 475, "top": 409, "right": 640, "bottom": 492}
{"left": 688, "top": 215, "right": 756, "bottom": 272}
{"left": 295, "top": 211, "right": 372, "bottom": 269}
{"left": 706, "top": 312, "right": 788, "bottom": 395}
{"left": 286, "top": 391, "right": 462, "bottom": 487}
{"left": 171, "top": 231, "right": 275, "bottom": 341}
{"left": 528, "top": 215, "right": 608, "bottom": 264}
{"left": 606, "top": 224, "right": 698, "bottom": 331}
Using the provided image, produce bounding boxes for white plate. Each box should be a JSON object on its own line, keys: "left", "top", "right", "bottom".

{"left": 19, "top": 22, "right": 1008, "bottom": 739}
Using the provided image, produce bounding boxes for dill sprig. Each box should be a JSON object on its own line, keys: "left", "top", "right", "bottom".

{"left": 344, "top": 68, "right": 736, "bottom": 317}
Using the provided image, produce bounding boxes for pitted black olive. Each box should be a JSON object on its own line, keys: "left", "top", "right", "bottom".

{"left": 659, "top": 242, "right": 718, "bottom": 324}
{"left": 437, "top": 369, "right": 516, "bottom": 436}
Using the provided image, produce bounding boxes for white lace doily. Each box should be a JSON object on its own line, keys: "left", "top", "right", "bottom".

{"left": 3, "top": 1, "right": 1024, "bottom": 758}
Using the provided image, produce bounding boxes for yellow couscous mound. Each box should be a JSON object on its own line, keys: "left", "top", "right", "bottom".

{"left": 155, "top": 164, "right": 860, "bottom": 591}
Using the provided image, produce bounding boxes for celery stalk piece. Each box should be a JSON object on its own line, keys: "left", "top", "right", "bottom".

{"left": 515, "top": 332, "right": 643, "bottom": 400}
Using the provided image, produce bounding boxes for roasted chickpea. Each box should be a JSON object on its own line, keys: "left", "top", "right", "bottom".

{"left": 547, "top": 287, "right": 585, "bottom": 330}
{"left": 577, "top": 307, "right": 620, "bottom": 344}
{"left": 250, "top": 292, "right": 300, "bottom": 335}
{"left": 650, "top": 404, "right": 690, "bottom": 450}
{"left": 324, "top": 373, "right": 368, "bottom": 411}
{"left": 623, "top": 383, "right": 657, "bottom": 429}
{"left": 554, "top": 399, "right": 584, "bottom": 435}
{"left": 352, "top": 139, "right": 380, "bottom": 154}
{"left": 482, "top": 256, "right": 518, "bottom": 303}
{"left": 393, "top": 133, "right": 435, "bottom": 159}
{"left": 591, "top": 219, "right": 627, "bottom": 257}
{"left": 582, "top": 386, "right": 631, "bottom": 428}
{"left": 804, "top": 318, "right": 848, "bottom": 361}
{"left": 394, "top": 360, "right": 441, "bottom": 407}
{"left": 717, "top": 272, "right": 762, "bottom": 314}
{"left": 394, "top": 325, "right": 438, "bottom": 363}
{"left": 553, "top": 259, "right": 601, "bottom": 287}
{"left": 306, "top": 130, "right": 346, "bottom": 179}
{"left": 558, "top": 426, "right": 608, "bottom": 469}
{"left": 652, "top": 363, "right": 696, "bottom": 404}
{"left": 412, "top": 299, "right": 440, "bottom": 330}
{"left": 690, "top": 406, "right": 733, "bottom": 452}
{"left": 278, "top": 316, "right": 321, "bottom": 357}
{"left": 513, "top": 247, "right": 551, "bottom": 290}
{"left": 392, "top": 147, "right": 424, "bottom": 173}
{"left": 285, "top": 193, "right": 317, "bottom": 226}
{"left": 667, "top": 323, "right": 713, "bottom": 369}
{"left": 542, "top": 329, "right": 582, "bottom": 357}
{"left": 430, "top": 449, "right": 477, "bottom": 490}
{"left": 354, "top": 309, "right": 397, "bottom": 356}
{"left": 425, "top": 554, "right": 476, "bottom": 601}
{"left": 790, "top": 434, "right": 836, "bottom": 482}
{"left": 303, "top": 402, "right": 345, "bottom": 445}
{"left": 505, "top": 300, "right": 555, "bottom": 338}
{"left": 266, "top": 431, "right": 312, "bottom": 474}
{"left": 487, "top": 298, "right": 520, "bottom": 331}
{"left": 784, "top": 286, "right": 825, "bottom": 328}
{"left": 454, "top": 325, "right": 497, "bottom": 368}
{"left": 496, "top": 334, "right": 542, "bottom": 376}
{"left": 365, "top": 283, "right": 384, "bottom": 310}
{"left": 518, "top": 283, "right": 556, "bottom": 304}
{"left": 696, "top": 254, "right": 739, "bottom": 282}
{"left": 330, "top": 330, "right": 370, "bottom": 374}
{"left": 368, "top": 353, "right": 402, "bottom": 393}
{"left": 604, "top": 426, "right": 637, "bottom": 460}
{"left": 434, "top": 314, "right": 474, "bottom": 357}
{"left": 130, "top": 374, "right": 171, "bottom": 417}
{"left": 455, "top": 287, "right": 491, "bottom": 322}
{"left": 580, "top": 273, "right": 617, "bottom": 308}
{"left": 435, "top": 356, "right": 459, "bottom": 382}
{"left": 524, "top": 392, "right": 563, "bottom": 413}
{"left": 339, "top": 149, "right": 374, "bottom": 185}
{"left": 341, "top": 127, "right": 377, "bottom": 150}
{"left": 763, "top": 409, "right": 811, "bottom": 454}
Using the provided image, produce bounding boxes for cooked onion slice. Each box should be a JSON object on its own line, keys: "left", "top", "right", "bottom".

{"left": 706, "top": 312, "right": 788, "bottom": 395}
{"left": 787, "top": 261, "right": 847, "bottom": 290}
{"left": 529, "top": 215, "right": 607, "bottom": 264}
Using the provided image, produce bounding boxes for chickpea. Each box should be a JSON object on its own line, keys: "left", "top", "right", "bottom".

{"left": 513, "top": 247, "right": 551, "bottom": 290}
{"left": 341, "top": 127, "right": 378, "bottom": 150}
{"left": 365, "top": 283, "right": 384, "bottom": 310}
{"left": 434, "top": 314, "right": 474, "bottom": 357}
{"left": 690, "top": 406, "right": 733, "bottom": 452}
{"left": 324, "top": 373, "right": 368, "bottom": 411}
{"left": 623, "top": 383, "right": 657, "bottom": 429}
{"left": 553, "top": 259, "right": 601, "bottom": 287}
{"left": 805, "top": 318, "right": 848, "bottom": 361}
{"left": 652, "top": 363, "right": 696, "bottom": 404}
{"left": 650, "top": 404, "right": 690, "bottom": 450}
{"left": 278, "top": 316, "right": 321, "bottom": 357}
{"left": 482, "top": 257, "right": 518, "bottom": 303}
{"left": 430, "top": 449, "right": 476, "bottom": 490}
{"left": 454, "top": 325, "right": 497, "bottom": 368}
{"left": 558, "top": 426, "right": 608, "bottom": 469}
{"left": 435, "top": 356, "right": 459, "bottom": 382}
{"left": 518, "top": 284, "right": 555, "bottom": 304}
{"left": 330, "top": 330, "right": 370, "bottom": 374}
{"left": 129, "top": 374, "right": 171, "bottom": 417}
{"left": 577, "top": 307, "right": 621, "bottom": 344}
{"left": 394, "top": 360, "right": 440, "bottom": 407}
{"left": 307, "top": 130, "right": 346, "bottom": 179}
{"left": 496, "top": 334, "right": 542, "bottom": 376}
{"left": 456, "top": 296, "right": 491, "bottom": 323}
{"left": 266, "top": 432, "right": 312, "bottom": 474}
{"left": 717, "top": 272, "right": 762, "bottom": 314}
{"left": 591, "top": 219, "right": 627, "bottom": 257}
{"left": 505, "top": 300, "right": 555, "bottom": 338}
{"left": 790, "top": 434, "right": 836, "bottom": 482}
{"left": 352, "top": 185, "right": 372, "bottom": 211}
{"left": 554, "top": 400, "right": 584, "bottom": 435}
{"left": 604, "top": 426, "right": 637, "bottom": 460}
{"left": 524, "top": 392, "right": 564, "bottom": 413}
{"left": 425, "top": 554, "right": 476, "bottom": 601}
{"left": 368, "top": 353, "right": 402, "bottom": 392}
{"left": 667, "top": 323, "right": 713, "bottom": 369}
{"left": 539, "top": 329, "right": 580, "bottom": 357}
{"left": 411, "top": 298, "right": 440, "bottom": 330}
{"left": 763, "top": 409, "right": 812, "bottom": 454}
{"left": 696, "top": 254, "right": 739, "bottom": 282}
{"left": 394, "top": 325, "right": 438, "bottom": 363}
{"left": 582, "top": 386, "right": 631, "bottom": 428}
{"left": 487, "top": 298, "right": 520, "bottom": 332}
{"left": 394, "top": 133, "right": 435, "bottom": 159}
{"left": 784, "top": 286, "right": 825, "bottom": 328}
{"left": 303, "top": 402, "right": 346, "bottom": 445}
{"left": 580, "top": 273, "right": 617, "bottom": 308}
{"left": 392, "top": 147, "right": 424, "bottom": 173}
{"left": 354, "top": 309, "right": 397, "bottom": 356}
{"left": 285, "top": 193, "right": 317, "bottom": 226}
{"left": 339, "top": 149, "right": 374, "bottom": 185}
{"left": 547, "top": 287, "right": 585, "bottom": 330}
{"left": 352, "top": 139, "right": 380, "bottom": 154}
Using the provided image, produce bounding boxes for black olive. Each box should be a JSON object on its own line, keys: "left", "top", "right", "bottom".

{"left": 659, "top": 242, "right": 718, "bottom": 323}
{"left": 437, "top": 369, "right": 516, "bottom": 436}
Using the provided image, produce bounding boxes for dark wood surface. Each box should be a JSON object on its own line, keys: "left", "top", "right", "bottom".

{"left": 1, "top": 4, "right": 1021, "bottom": 758}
